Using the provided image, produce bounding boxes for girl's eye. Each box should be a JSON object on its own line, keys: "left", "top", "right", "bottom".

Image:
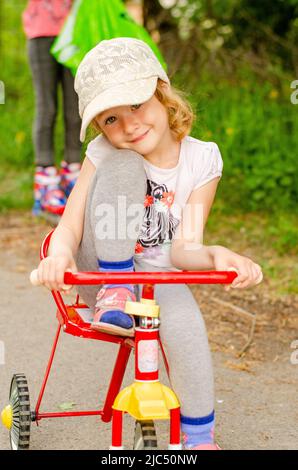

{"left": 131, "top": 104, "right": 141, "bottom": 110}
{"left": 105, "top": 116, "right": 116, "bottom": 125}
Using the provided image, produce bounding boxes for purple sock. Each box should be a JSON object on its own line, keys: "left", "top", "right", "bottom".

{"left": 181, "top": 411, "right": 215, "bottom": 448}
{"left": 96, "top": 257, "right": 135, "bottom": 329}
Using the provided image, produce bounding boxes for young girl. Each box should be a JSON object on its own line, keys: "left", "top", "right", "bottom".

{"left": 35, "top": 38, "right": 263, "bottom": 450}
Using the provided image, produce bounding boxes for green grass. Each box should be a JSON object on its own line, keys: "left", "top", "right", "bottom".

{"left": 204, "top": 207, "right": 298, "bottom": 295}
{"left": 0, "top": 167, "right": 33, "bottom": 211}
{"left": 177, "top": 70, "right": 298, "bottom": 213}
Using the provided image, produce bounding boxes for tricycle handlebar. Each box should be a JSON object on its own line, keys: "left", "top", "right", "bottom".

{"left": 30, "top": 269, "right": 238, "bottom": 286}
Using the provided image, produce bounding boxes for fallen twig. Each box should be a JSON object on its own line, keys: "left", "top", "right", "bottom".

{"left": 209, "top": 296, "right": 257, "bottom": 357}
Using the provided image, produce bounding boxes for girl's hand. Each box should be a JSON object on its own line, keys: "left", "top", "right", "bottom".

{"left": 212, "top": 246, "right": 263, "bottom": 291}
{"left": 35, "top": 255, "right": 77, "bottom": 293}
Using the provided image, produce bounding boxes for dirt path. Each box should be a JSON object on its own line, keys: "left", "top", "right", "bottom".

{"left": 0, "top": 213, "right": 297, "bottom": 450}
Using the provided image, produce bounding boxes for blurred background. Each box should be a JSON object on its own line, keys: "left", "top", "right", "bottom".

{"left": 0, "top": 0, "right": 297, "bottom": 295}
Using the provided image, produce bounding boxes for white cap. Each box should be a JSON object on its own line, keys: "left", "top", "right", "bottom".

{"left": 74, "top": 37, "right": 170, "bottom": 142}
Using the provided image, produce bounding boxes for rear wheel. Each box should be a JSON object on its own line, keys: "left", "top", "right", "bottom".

{"left": 9, "top": 374, "right": 31, "bottom": 450}
{"left": 133, "top": 420, "right": 158, "bottom": 450}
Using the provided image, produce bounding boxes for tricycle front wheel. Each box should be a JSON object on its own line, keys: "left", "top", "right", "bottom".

{"left": 8, "top": 374, "right": 31, "bottom": 450}
{"left": 133, "top": 420, "right": 158, "bottom": 450}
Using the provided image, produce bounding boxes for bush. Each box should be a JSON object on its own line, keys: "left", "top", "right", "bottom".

{"left": 176, "top": 71, "right": 298, "bottom": 212}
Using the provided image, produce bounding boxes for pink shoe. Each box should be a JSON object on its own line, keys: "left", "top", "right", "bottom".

{"left": 33, "top": 166, "right": 66, "bottom": 216}
{"left": 60, "top": 161, "right": 81, "bottom": 197}
{"left": 188, "top": 443, "right": 221, "bottom": 450}
{"left": 91, "top": 286, "right": 136, "bottom": 337}
{"left": 182, "top": 432, "right": 221, "bottom": 450}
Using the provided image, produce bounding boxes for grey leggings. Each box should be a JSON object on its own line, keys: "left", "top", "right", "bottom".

{"left": 28, "top": 37, "right": 81, "bottom": 166}
{"left": 75, "top": 150, "right": 214, "bottom": 418}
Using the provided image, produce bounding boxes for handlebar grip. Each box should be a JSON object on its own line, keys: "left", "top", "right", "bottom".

{"left": 228, "top": 266, "right": 263, "bottom": 285}
{"left": 29, "top": 269, "right": 72, "bottom": 290}
{"left": 30, "top": 269, "right": 40, "bottom": 286}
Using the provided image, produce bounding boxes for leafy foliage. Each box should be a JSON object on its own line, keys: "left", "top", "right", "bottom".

{"left": 1, "top": 1, "right": 297, "bottom": 218}
{"left": 146, "top": 0, "right": 298, "bottom": 81}
{"left": 173, "top": 68, "right": 298, "bottom": 213}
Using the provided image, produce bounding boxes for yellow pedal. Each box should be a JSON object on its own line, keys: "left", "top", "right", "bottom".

{"left": 125, "top": 298, "right": 160, "bottom": 318}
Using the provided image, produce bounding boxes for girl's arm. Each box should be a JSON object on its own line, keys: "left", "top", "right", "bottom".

{"left": 48, "top": 157, "right": 95, "bottom": 256}
{"left": 170, "top": 178, "right": 263, "bottom": 289}
{"left": 170, "top": 177, "right": 221, "bottom": 270}
{"left": 37, "top": 156, "right": 96, "bottom": 291}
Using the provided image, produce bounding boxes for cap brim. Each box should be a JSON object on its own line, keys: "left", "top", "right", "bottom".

{"left": 80, "top": 76, "right": 158, "bottom": 142}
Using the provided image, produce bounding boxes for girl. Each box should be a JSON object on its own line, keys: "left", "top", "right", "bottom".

{"left": 35, "top": 38, "right": 263, "bottom": 450}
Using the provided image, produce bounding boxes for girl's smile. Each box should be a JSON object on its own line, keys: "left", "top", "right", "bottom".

{"left": 130, "top": 128, "right": 151, "bottom": 143}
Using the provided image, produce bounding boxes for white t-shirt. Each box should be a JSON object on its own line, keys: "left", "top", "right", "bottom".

{"left": 86, "top": 134, "right": 223, "bottom": 271}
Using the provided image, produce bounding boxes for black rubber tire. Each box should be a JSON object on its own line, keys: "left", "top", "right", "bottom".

{"left": 9, "top": 374, "right": 31, "bottom": 450}
{"left": 133, "top": 420, "right": 158, "bottom": 450}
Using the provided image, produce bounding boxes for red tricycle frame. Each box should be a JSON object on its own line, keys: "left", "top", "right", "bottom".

{"left": 29, "top": 230, "right": 236, "bottom": 448}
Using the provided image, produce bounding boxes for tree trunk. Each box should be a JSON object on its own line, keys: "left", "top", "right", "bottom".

{"left": 143, "top": 0, "right": 163, "bottom": 30}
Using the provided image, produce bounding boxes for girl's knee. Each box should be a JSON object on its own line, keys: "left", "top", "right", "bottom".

{"left": 91, "top": 150, "right": 146, "bottom": 197}
{"left": 97, "top": 149, "right": 145, "bottom": 174}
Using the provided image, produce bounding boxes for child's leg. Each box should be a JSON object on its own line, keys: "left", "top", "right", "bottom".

{"left": 134, "top": 259, "right": 216, "bottom": 448}
{"left": 61, "top": 65, "right": 81, "bottom": 165}
{"left": 28, "top": 37, "right": 59, "bottom": 167}
{"left": 59, "top": 66, "right": 81, "bottom": 198}
{"left": 75, "top": 150, "right": 146, "bottom": 333}
{"left": 28, "top": 37, "right": 68, "bottom": 215}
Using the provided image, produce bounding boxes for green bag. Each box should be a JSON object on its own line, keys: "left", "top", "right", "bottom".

{"left": 51, "top": 0, "right": 167, "bottom": 76}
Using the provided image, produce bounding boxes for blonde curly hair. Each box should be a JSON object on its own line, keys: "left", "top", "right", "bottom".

{"left": 91, "top": 79, "right": 195, "bottom": 141}
{"left": 155, "top": 79, "right": 195, "bottom": 140}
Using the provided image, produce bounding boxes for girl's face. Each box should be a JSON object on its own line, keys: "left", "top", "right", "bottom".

{"left": 95, "top": 94, "right": 172, "bottom": 156}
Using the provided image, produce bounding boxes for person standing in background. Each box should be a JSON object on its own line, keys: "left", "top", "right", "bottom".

{"left": 22, "top": 0, "right": 82, "bottom": 217}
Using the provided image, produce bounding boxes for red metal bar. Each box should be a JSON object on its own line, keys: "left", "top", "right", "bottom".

{"left": 142, "top": 284, "right": 155, "bottom": 299}
{"left": 40, "top": 231, "right": 70, "bottom": 324}
{"left": 52, "top": 291, "right": 68, "bottom": 324}
{"left": 159, "top": 339, "right": 170, "bottom": 378}
{"left": 36, "top": 410, "right": 104, "bottom": 419}
{"left": 170, "top": 407, "right": 181, "bottom": 445}
{"left": 63, "top": 271, "right": 237, "bottom": 286}
{"left": 111, "top": 410, "right": 123, "bottom": 447}
{"left": 35, "top": 324, "right": 61, "bottom": 419}
{"left": 40, "top": 230, "right": 54, "bottom": 260}
{"left": 101, "top": 341, "right": 133, "bottom": 423}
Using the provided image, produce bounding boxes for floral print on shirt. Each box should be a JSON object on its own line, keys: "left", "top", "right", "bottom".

{"left": 135, "top": 179, "right": 180, "bottom": 260}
